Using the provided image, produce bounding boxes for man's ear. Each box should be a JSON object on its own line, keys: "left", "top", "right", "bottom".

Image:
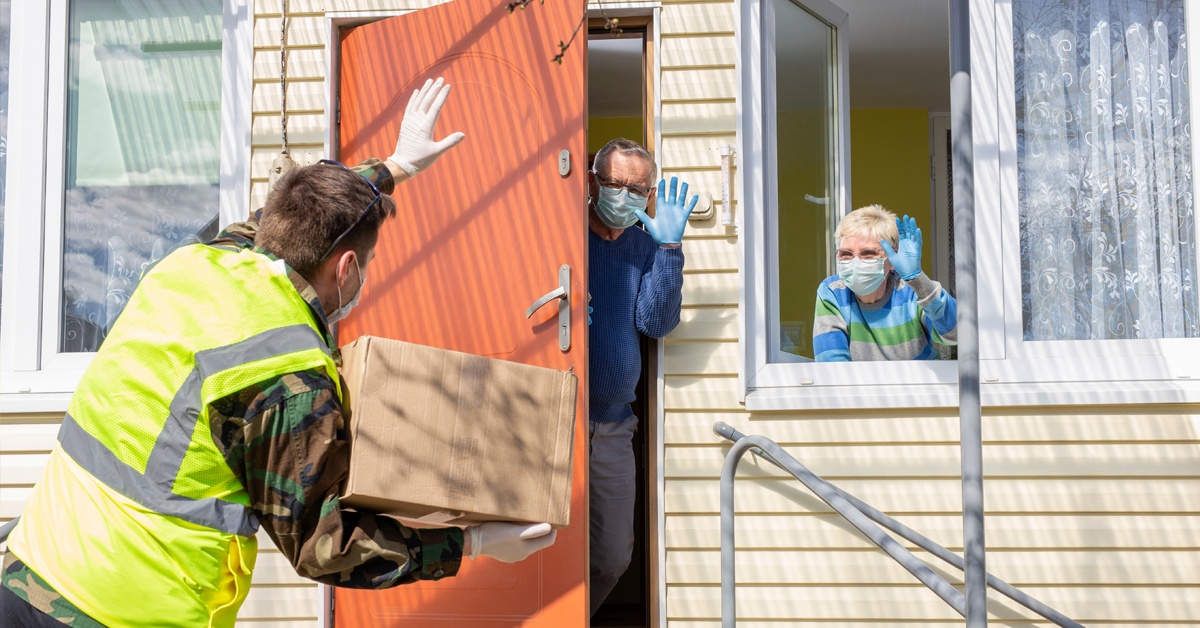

{"left": 333, "top": 249, "right": 356, "bottom": 288}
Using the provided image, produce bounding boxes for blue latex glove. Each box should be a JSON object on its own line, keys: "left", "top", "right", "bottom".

{"left": 634, "top": 176, "right": 698, "bottom": 246}
{"left": 588, "top": 305, "right": 593, "bottom": 325}
{"left": 881, "top": 215, "right": 923, "bottom": 280}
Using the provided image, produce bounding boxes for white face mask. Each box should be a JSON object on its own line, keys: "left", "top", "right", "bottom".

{"left": 837, "top": 257, "right": 887, "bottom": 296}
{"left": 328, "top": 256, "right": 366, "bottom": 325}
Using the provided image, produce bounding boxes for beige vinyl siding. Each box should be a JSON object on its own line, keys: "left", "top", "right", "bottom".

{"left": 656, "top": 5, "right": 1200, "bottom": 625}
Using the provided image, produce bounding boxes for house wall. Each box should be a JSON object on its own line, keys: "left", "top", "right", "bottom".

{"left": 6, "top": 1, "right": 1200, "bottom": 627}
{"left": 663, "top": 22, "right": 1200, "bottom": 628}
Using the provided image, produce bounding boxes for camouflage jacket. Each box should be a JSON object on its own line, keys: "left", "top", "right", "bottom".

{"left": 1, "top": 159, "right": 462, "bottom": 626}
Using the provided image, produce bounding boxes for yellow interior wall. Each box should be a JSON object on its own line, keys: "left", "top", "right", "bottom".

{"left": 850, "top": 108, "right": 931, "bottom": 229}
{"left": 588, "top": 117, "right": 643, "bottom": 155}
{"left": 776, "top": 108, "right": 930, "bottom": 359}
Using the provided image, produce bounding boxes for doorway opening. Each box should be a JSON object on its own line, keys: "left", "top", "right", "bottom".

{"left": 587, "top": 15, "right": 656, "bottom": 628}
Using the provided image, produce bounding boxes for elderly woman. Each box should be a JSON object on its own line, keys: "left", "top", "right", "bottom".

{"left": 813, "top": 204, "right": 957, "bottom": 361}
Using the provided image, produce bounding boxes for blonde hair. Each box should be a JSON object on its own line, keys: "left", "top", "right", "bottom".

{"left": 835, "top": 204, "right": 899, "bottom": 250}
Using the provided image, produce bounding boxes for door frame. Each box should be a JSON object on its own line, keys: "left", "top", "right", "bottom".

{"left": 586, "top": 7, "right": 665, "bottom": 626}
{"left": 319, "top": 15, "right": 411, "bottom": 626}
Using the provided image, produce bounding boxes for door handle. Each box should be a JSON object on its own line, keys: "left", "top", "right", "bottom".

{"left": 525, "top": 264, "right": 571, "bottom": 352}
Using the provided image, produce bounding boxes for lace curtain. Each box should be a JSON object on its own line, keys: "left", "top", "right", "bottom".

{"left": 1014, "top": 0, "right": 1198, "bottom": 340}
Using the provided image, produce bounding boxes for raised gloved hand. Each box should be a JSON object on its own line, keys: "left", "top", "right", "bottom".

{"left": 466, "top": 522, "right": 557, "bottom": 563}
{"left": 881, "top": 215, "right": 923, "bottom": 280}
{"left": 634, "top": 176, "right": 698, "bottom": 246}
{"left": 389, "top": 77, "right": 466, "bottom": 178}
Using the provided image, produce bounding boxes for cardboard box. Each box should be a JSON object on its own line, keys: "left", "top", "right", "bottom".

{"left": 338, "top": 336, "right": 578, "bottom": 528}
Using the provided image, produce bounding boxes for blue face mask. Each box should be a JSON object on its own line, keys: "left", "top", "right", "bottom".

{"left": 837, "top": 257, "right": 887, "bottom": 296}
{"left": 593, "top": 175, "right": 649, "bottom": 229}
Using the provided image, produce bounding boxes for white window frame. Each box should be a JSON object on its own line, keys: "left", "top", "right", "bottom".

{"left": 738, "top": 0, "right": 962, "bottom": 410}
{"left": 0, "top": 0, "right": 251, "bottom": 412}
{"left": 971, "top": 0, "right": 1200, "bottom": 405}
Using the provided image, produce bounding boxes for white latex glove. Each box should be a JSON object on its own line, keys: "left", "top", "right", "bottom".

{"left": 466, "top": 522, "right": 557, "bottom": 563}
{"left": 389, "top": 77, "right": 466, "bottom": 178}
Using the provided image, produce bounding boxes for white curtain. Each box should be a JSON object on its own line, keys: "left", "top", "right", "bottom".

{"left": 1015, "top": 0, "right": 1198, "bottom": 340}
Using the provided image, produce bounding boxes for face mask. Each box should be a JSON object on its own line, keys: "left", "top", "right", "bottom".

{"left": 593, "top": 176, "right": 649, "bottom": 229}
{"left": 328, "top": 257, "right": 366, "bottom": 325}
{"left": 837, "top": 257, "right": 887, "bottom": 296}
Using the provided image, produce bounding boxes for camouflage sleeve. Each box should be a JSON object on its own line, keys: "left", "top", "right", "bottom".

{"left": 351, "top": 157, "right": 398, "bottom": 196}
{"left": 210, "top": 370, "right": 464, "bottom": 588}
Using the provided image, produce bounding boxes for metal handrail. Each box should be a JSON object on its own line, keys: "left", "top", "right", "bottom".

{"left": 715, "top": 422, "right": 1085, "bottom": 628}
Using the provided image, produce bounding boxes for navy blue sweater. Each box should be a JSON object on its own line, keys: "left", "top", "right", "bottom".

{"left": 588, "top": 227, "right": 684, "bottom": 423}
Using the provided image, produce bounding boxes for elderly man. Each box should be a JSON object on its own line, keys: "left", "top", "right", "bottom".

{"left": 813, "top": 204, "right": 957, "bottom": 361}
{"left": 1, "top": 79, "right": 555, "bottom": 628}
{"left": 588, "top": 138, "right": 697, "bottom": 615}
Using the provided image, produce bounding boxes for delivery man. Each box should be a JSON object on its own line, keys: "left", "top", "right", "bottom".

{"left": 0, "top": 78, "right": 556, "bottom": 627}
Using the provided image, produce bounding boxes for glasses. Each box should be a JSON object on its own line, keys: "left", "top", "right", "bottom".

{"left": 836, "top": 247, "right": 886, "bottom": 262}
{"left": 317, "top": 159, "right": 382, "bottom": 261}
{"left": 593, "top": 171, "right": 653, "bottom": 197}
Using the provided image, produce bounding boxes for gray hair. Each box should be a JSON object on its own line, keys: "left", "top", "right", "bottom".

{"left": 594, "top": 138, "right": 657, "bottom": 186}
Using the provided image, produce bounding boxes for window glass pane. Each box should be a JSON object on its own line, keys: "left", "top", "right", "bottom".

{"left": 773, "top": 0, "right": 839, "bottom": 359}
{"left": 1013, "top": 0, "right": 1198, "bottom": 340}
{"left": 0, "top": 0, "right": 10, "bottom": 310}
{"left": 62, "top": 0, "right": 222, "bottom": 352}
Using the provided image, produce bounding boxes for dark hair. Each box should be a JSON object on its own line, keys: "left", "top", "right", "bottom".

{"left": 593, "top": 138, "right": 657, "bottom": 186}
{"left": 257, "top": 162, "right": 397, "bottom": 277}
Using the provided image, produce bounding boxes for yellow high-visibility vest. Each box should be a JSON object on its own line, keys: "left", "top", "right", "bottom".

{"left": 9, "top": 243, "right": 340, "bottom": 627}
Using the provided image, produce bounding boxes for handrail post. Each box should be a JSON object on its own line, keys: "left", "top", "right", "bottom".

{"left": 719, "top": 436, "right": 757, "bottom": 628}
{"left": 949, "top": 0, "right": 987, "bottom": 625}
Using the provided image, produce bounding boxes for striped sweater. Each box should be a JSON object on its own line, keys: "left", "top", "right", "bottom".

{"left": 813, "top": 271, "right": 957, "bottom": 362}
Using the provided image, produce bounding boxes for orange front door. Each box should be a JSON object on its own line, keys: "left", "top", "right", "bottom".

{"left": 333, "top": 0, "right": 589, "bottom": 625}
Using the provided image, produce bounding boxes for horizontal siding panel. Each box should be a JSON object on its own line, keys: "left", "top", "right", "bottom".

{"left": 661, "top": 35, "right": 736, "bottom": 68}
{"left": 664, "top": 412, "right": 961, "bottom": 445}
{"left": 0, "top": 487, "right": 31, "bottom": 519}
{"left": 680, "top": 237, "right": 737, "bottom": 272}
{"left": 250, "top": 146, "right": 329, "bottom": 184}
{"left": 666, "top": 585, "right": 1200, "bottom": 622}
{"left": 665, "top": 411, "right": 1200, "bottom": 445}
{"left": 253, "top": 112, "right": 329, "bottom": 146}
{"left": 660, "top": 2, "right": 735, "bottom": 36}
{"left": 661, "top": 135, "right": 736, "bottom": 169}
{"left": 252, "top": 79, "right": 328, "bottom": 114}
{"left": 254, "top": 48, "right": 326, "bottom": 81}
{"left": 661, "top": 102, "right": 736, "bottom": 135}
{"left": 666, "top": 549, "right": 1199, "bottom": 585}
{"left": 665, "top": 477, "right": 1200, "bottom": 515}
{"left": 254, "top": 554, "right": 316, "bottom": 586}
{"left": 664, "top": 443, "right": 1200, "bottom": 478}
{"left": 665, "top": 375, "right": 742, "bottom": 411}
{"left": 238, "top": 586, "right": 319, "bottom": 620}
{"left": 255, "top": 15, "right": 327, "bottom": 48}
{"left": 665, "top": 513, "right": 1200, "bottom": 550}
{"left": 669, "top": 307, "right": 738, "bottom": 341}
{"left": 662, "top": 169, "right": 737, "bottom": 202}
{"left": 681, "top": 271, "right": 737, "bottom": 306}
{"left": 0, "top": 453, "right": 49, "bottom": 484}
{"left": 0, "top": 424, "right": 59, "bottom": 452}
{"left": 680, "top": 213, "right": 741, "bottom": 238}
{"left": 665, "top": 341, "right": 738, "bottom": 376}
{"left": 662, "top": 68, "right": 736, "bottom": 101}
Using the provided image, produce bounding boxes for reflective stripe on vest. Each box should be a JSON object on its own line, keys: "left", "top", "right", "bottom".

{"left": 58, "top": 323, "right": 330, "bottom": 537}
